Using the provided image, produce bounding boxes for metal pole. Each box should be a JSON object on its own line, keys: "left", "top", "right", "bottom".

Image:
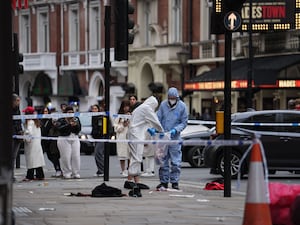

{"left": 224, "top": 31, "right": 232, "bottom": 197}
{"left": 247, "top": 0, "right": 253, "bottom": 109}
{"left": 0, "top": 0, "right": 14, "bottom": 224}
{"left": 103, "top": 0, "right": 111, "bottom": 182}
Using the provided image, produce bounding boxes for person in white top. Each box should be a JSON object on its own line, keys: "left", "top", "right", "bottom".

{"left": 124, "top": 96, "right": 163, "bottom": 197}
{"left": 22, "top": 106, "right": 45, "bottom": 181}
{"left": 114, "top": 100, "right": 131, "bottom": 177}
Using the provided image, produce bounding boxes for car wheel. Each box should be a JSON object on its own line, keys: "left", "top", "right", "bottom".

{"left": 217, "top": 150, "right": 243, "bottom": 179}
{"left": 187, "top": 146, "right": 205, "bottom": 168}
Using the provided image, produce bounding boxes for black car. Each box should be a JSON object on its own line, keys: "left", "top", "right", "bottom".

{"left": 203, "top": 110, "right": 300, "bottom": 178}
{"left": 180, "top": 121, "right": 213, "bottom": 167}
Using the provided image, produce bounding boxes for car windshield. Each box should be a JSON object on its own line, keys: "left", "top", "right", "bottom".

{"left": 78, "top": 114, "right": 92, "bottom": 135}
{"left": 79, "top": 115, "right": 91, "bottom": 127}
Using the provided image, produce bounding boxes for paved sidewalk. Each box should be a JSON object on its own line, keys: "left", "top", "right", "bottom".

{"left": 12, "top": 166, "right": 246, "bottom": 225}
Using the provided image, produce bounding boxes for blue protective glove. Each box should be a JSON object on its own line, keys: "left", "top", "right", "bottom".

{"left": 170, "top": 128, "right": 177, "bottom": 138}
{"left": 147, "top": 128, "right": 156, "bottom": 136}
{"left": 159, "top": 132, "right": 165, "bottom": 139}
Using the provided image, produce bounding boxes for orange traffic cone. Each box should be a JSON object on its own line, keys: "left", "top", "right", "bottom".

{"left": 242, "top": 142, "right": 272, "bottom": 225}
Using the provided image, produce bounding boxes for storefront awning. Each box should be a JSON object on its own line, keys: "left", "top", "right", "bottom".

{"left": 185, "top": 54, "right": 300, "bottom": 91}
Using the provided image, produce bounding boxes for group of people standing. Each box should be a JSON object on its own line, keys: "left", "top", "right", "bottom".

{"left": 117, "top": 87, "right": 188, "bottom": 197}
{"left": 12, "top": 95, "right": 82, "bottom": 181}
{"left": 12, "top": 86, "right": 188, "bottom": 198}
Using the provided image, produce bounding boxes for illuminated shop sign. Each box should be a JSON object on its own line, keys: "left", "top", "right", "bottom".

{"left": 241, "top": 0, "right": 298, "bottom": 31}
{"left": 213, "top": 0, "right": 300, "bottom": 31}
{"left": 185, "top": 80, "right": 300, "bottom": 91}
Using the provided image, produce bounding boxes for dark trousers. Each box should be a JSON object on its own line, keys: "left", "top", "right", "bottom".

{"left": 26, "top": 167, "right": 44, "bottom": 180}
{"left": 94, "top": 142, "right": 104, "bottom": 174}
{"left": 42, "top": 140, "right": 61, "bottom": 172}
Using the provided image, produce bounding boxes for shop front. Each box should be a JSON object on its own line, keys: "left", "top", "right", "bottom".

{"left": 185, "top": 54, "right": 300, "bottom": 116}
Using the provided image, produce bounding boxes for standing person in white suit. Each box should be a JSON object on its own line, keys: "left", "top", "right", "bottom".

{"left": 124, "top": 96, "right": 163, "bottom": 197}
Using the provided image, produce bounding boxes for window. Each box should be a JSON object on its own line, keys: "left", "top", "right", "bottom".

{"left": 89, "top": 3, "right": 101, "bottom": 50}
{"left": 37, "top": 8, "right": 49, "bottom": 52}
{"left": 281, "top": 113, "right": 300, "bottom": 133}
{"left": 171, "top": 0, "right": 181, "bottom": 43}
{"left": 144, "top": 1, "right": 151, "bottom": 46}
{"left": 237, "top": 113, "right": 276, "bottom": 131}
{"left": 200, "top": 0, "right": 211, "bottom": 41}
{"left": 20, "top": 12, "right": 30, "bottom": 53}
{"left": 69, "top": 5, "right": 80, "bottom": 51}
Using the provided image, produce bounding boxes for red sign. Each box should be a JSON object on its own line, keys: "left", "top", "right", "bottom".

{"left": 185, "top": 80, "right": 300, "bottom": 91}
{"left": 12, "top": 0, "right": 28, "bottom": 9}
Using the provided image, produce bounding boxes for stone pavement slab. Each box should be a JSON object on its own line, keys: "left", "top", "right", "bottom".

{"left": 12, "top": 174, "right": 246, "bottom": 225}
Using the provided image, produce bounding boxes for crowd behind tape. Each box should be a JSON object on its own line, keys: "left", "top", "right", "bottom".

{"left": 12, "top": 112, "right": 299, "bottom": 146}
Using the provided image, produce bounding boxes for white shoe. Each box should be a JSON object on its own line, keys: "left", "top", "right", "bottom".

{"left": 94, "top": 173, "right": 104, "bottom": 177}
{"left": 55, "top": 171, "right": 62, "bottom": 177}
{"left": 73, "top": 174, "right": 80, "bottom": 179}
{"left": 141, "top": 172, "right": 155, "bottom": 177}
{"left": 63, "top": 174, "right": 72, "bottom": 179}
{"left": 121, "top": 170, "right": 128, "bottom": 177}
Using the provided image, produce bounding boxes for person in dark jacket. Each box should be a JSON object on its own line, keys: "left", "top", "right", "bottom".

{"left": 91, "top": 104, "right": 105, "bottom": 177}
{"left": 12, "top": 93, "right": 23, "bottom": 180}
{"left": 55, "top": 105, "right": 81, "bottom": 179}
{"left": 40, "top": 107, "right": 62, "bottom": 177}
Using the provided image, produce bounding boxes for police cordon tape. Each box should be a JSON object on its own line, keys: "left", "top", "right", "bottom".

{"left": 13, "top": 112, "right": 300, "bottom": 127}
{"left": 13, "top": 133, "right": 253, "bottom": 147}
{"left": 12, "top": 112, "right": 299, "bottom": 146}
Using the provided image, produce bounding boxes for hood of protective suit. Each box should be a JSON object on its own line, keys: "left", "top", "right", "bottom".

{"left": 168, "top": 87, "right": 179, "bottom": 98}
{"left": 142, "top": 96, "right": 158, "bottom": 111}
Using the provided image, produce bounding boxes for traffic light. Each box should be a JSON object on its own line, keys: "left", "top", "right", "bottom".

{"left": 12, "top": 33, "right": 24, "bottom": 76}
{"left": 115, "top": 0, "right": 135, "bottom": 61}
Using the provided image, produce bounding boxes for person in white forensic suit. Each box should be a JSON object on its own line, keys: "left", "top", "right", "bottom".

{"left": 124, "top": 96, "right": 163, "bottom": 197}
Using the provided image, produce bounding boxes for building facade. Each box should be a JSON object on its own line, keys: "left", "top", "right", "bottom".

{"left": 14, "top": 0, "right": 127, "bottom": 114}
{"left": 14, "top": 0, "right": 300, "bottom": 118}
{"left": 129, "top": 0, "right": 300, "bottom": 119}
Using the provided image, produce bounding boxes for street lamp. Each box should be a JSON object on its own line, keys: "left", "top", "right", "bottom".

{"left": 177, "top": 48, "right": 189, "bottom": 99}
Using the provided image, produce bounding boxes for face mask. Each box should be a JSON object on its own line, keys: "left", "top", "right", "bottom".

{"left": 168, "top": 99, "right": 177, "bottom": 106}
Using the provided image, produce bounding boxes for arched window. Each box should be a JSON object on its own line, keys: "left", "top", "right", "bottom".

{"left": 32, "top": 72, "right": 52, "bottom": 96}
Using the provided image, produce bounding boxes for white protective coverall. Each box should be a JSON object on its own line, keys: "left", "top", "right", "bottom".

{"left": 127, "top": 96, "right": 163, "bottom": 176}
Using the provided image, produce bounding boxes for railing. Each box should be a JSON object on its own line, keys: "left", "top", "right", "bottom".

{"left": 60, "top": 48, "right": 115, "bottom": 70}
{"left": 23, "top": 53, "right": 56, "bottom": 71}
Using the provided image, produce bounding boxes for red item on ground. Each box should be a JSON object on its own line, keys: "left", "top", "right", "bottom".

{"left": 204, "top": 179, "right": 224, "bottom": 190}
{"left": 269, "top": 182, "right": 300, "bottom": 225}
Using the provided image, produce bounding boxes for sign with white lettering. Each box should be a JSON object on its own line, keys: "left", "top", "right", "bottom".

{"left": 241, "top": 0, "right": 298, "bottom": 31}
{"left": 212, "top": 0, "right": 300, "bottom": 32}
